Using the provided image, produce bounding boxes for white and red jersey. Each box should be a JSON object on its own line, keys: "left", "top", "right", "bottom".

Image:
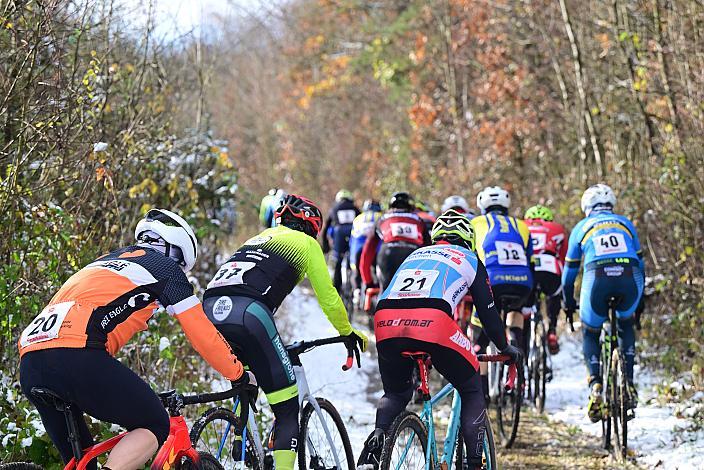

{"left": 525, "top": 219, "right": 567, "bottom": 275}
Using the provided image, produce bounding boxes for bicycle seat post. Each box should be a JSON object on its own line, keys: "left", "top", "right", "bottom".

{"left": 63, "top": 402, "right": 85, "bottom": 463}
{"left": 402, "top": 352, "right": 431, "bottom": 401}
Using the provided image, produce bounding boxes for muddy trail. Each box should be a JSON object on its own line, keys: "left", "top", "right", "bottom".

{"left": 493, "top": 408, "right": 642, "bottom": 469}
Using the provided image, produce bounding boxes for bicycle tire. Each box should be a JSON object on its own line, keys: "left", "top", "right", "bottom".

{"left": 379, "top": 411, "right": 429, "bottom": 470}
{"left": 611, "top": 350, "right": 628, "bottom": 461}
{"left": 536, "top": 326, "right": 548, "bottom": 413}
{"left": 601, "top": 339, "right": 612, "bottom": 451}
{"left": 0, "top": 464, "right": 44, "bottom": 470}
{"left": 496, "top": 362, "right": 522, "bottom": 448}
{"left": 298, "top": 397, "right": 354, "bottom": 470}
{"left": 190, "top": 407, "right": 263, "bottom": 470}
{"left": 176, "top": 451, "right": 225, "bottom": 470}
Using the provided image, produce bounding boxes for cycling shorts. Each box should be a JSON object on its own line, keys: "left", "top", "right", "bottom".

{"left": 580, "top": 263, "right": 644, "bottom": 329}
{"left": 533, "top": 271, "right": 562, "bottom": 298}
{"left": 203, "top": 295, "right": 297, "bottom": 405}
{"left": 375, "top": 301, "right": 478, "bottom": 371}
{"left": 20, "top": 348, "right": 170, "bottom": 466}
{"left": 331, "top": 224, "right": 353, "bottom": 256}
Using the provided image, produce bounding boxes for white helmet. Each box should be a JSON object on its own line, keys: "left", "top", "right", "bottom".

{"left": 135, "top": 208, "right": 198, "bottom": 272}
{"left": 581, "top": 184, "right": 616, "bottom": 216}
{"left": 476, "top": 186, "right": 510, "bottom": 213}
{"left": 441, "top": 195, "right": 470, "bottom": 213}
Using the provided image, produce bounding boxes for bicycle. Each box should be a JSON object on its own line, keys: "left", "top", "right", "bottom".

{"left": 190, "top": 336, "right": 358, "bottom": 470}
{"left": 1, "top": 384, "right": 251, "bottom": 470}
{"left": 597, "top": 296, "right": 634, "bottom": 461}
{"left": 484, "top": 296, "right": 525, "bottom": 449}
{"left": 378, "top": 353, "right": 516, "bottom": 470}
{"left": 524, "top": 301, "right": 552, "bottom": 414}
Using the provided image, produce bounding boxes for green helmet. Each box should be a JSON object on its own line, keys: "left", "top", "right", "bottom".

{"left": 524, "top": 204, "right": 554, "bottom": 222}
{"left": 335, "top": 189, "right": 353, "bottom": 202}
{"left": 431, "top": 209, "right": 475, "bottom": 251}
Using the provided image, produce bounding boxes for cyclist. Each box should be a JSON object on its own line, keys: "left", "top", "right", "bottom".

{"left": 470, "top": 186, "right": 533, "bottom": 400}
{"left": 350, "top": 200, "right": 384, "bottom": 305}
{"left": 358, "top": 210, "right": 522, "bottom": 470}
{"left": 359, "top": 191, "right": 431, "bottom": 294}
{"left": 322, "top": 189, "right": 360, "bottom": 292}
{"left": 524, "top": 204, "right": 567, "bottom": 354}
{"left": 18, "top": 209, "right": 247, "bottom": 470}
{"left": 259, "top": 188, "right": 288, "bottom": 228}
{"left": 441, "top": 194, "right": 476, "bottom": 220}
{"left": 562, "top": 184, "right": 645, "bottom": 422}
{"left": 202, "top": 194, "right": 368, "bottom": 470}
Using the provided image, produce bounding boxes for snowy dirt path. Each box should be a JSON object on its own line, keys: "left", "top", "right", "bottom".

{"left": 279, "top": 287, "right": 704, "bottom": 469}
{"left": 546, "top": 327, "right": 704, "bottom": 469}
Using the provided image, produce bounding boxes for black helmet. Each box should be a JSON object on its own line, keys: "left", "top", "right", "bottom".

{"left": 389, "top": 192, "right": 415, "bottom": 210}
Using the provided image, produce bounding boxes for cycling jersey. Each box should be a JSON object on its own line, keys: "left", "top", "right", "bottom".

{"left": 18, "top": 246, "right": 242, "bottom": 380}
{"left": 471, "top": 212, "right": 533, "bottom": 288}
{"left": 525, "top": 218, "right": 567, "bottom": 276}
{"left": 203, "top": 225, "right": 353, "bottom": 335}
{"left": 562, "top": 210, "right": 645, "bottom": 321}
{"left": 359, "top": 211, "right": 430, "bottom": 286}
{"left": 350, "top": 210, "right": 383, "bottom": 268}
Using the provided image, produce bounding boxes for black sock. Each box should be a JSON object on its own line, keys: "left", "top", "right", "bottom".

{"left": 509, "top": 326, "right": 523, "bottom": 349}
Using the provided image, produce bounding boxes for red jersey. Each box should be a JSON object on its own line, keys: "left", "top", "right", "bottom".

{"left": 525, "top": 219, "right": 567, "bottom": 275}
{"left": 359, "top": 212, "right": 429, "bottom": 284}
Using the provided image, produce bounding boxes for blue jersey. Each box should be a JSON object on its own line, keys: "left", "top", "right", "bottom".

{"left": 379, "top": 244, "right": 479, "bottom": 312}
{"left": 471, "top": 212, "right": 533, "bottom": 288}
{"left": 565, "top": 211, "right": 643, "bottom": 268}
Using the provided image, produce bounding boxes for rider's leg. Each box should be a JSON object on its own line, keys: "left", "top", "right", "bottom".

{"left": 375, "top": 339, "right": 415, "bottom": 431}
{"left": 617, "top": 317, "right": 636, "bottom": 382}
{"left": 105, "top": 430, "right": 159, "bottom": 470}
{"left": 209, "top": 298, "right": 299, "bottom": 470}
{"left": 506, "top": 310, "right": 524, "bottom": 348}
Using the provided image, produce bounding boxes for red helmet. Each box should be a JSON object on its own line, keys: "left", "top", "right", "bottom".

{"left": 274, "top": 194, "right": 323, "bottom": 237}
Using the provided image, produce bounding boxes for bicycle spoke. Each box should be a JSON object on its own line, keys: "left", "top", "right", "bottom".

{"left": 389, "top": 428, "right": 425, "bottom": 470}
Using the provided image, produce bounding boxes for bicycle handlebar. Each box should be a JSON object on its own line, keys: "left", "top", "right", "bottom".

{"left": 286, "top": 335, "right": 361, "bottom": 371}
{"left": 477, "top": 354, "right": 518, "bottom": 392}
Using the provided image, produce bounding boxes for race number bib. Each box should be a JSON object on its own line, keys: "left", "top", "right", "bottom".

{"left": 390, "top": 222, "right": 419, "bottom": 241}
{"left": 388, "top": 269, "right": 439, "bottom": 299}
{"left": 534, "top": 254, "right": 558, "bottom": 273}
{"left": 207, "top": 261, "right": 256, "bottom": 289}
{"left": 531, "top": 233, "right": 546, "bottom": 252}
{"left": 593, "top": 233, "right": 628, "bottom": 256}
{"left": 495, "top": 241, "right": 527, "bottom": 266}
{"left": 337, "top": 209, "right": 356, "bottom": 224}
{"left": 19, "top": 301, "right": 74, "bottom": 348}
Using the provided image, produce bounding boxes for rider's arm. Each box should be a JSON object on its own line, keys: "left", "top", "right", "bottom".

{"left": 470, "top": 260, "right": 508, "bottom": 351}
{"left": 625, "top": 217, "right": 646, "bottom": 276}
{"left": 306, "top": 236, "right": 353, "bottom": 335}
{"left": 322, "top": 210, "right": 334, "bottom": 253}
{"left": 174, "top": 299, "right": 244, "bottom": 380}
{"left": 360, "top": 232, "right": 380, "bottom": 285}
{"left": 562, "top": 225, "right": 583, "bottom": 308}
{"left": 558, "top": 224, "right": 569, "bottom": 261}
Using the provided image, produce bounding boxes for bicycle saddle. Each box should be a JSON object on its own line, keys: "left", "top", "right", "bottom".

{"left": 31, "top": 387, "right": 69, "bottom": 411}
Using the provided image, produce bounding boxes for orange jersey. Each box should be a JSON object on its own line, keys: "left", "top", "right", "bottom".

{"left": 18, "top": 246, "right": 243, "bottom": 380}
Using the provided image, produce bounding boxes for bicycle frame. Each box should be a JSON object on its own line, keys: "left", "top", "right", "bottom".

{"left": 64, "top": 416, "right": 198, "bottom": 470}
{"left": 217, "top": 336, "right": 355, "bottom": 468}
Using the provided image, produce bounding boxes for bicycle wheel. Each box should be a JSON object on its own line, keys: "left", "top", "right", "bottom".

{"left": 0, "top": 464, "right": 44, "bottom": 470}
{"left": 177, "top": 451, "right": 225, "bottom": 470}
{"left": 535, "top": 324, "right": 548, "bottom": 413}
{"left": 600, "top": 343, "right": 612, "bottom": 450}
{"left": 611, "top": 351, "right": 628, "bottom": 461}
{"left": 454, "top": 414, "right": 497, "bottom": 470}
{"left": 495, "top": 362, "right": 522, "bottom": 448}
{"left": 298, "top": 398, "right": 354, "bottom": 470}
{"left": 190, "top": 407, "right": 263, "bottom": 470}
{"left": 379, "top": 411, "right": 428, "bottom": 470}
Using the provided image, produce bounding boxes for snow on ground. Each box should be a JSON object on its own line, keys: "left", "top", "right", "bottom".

{"left": 546, "top": 327, "right": 704, "bottom": 469}
{"left": 277, "top": 286, "right": 381, "bottom": 457}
